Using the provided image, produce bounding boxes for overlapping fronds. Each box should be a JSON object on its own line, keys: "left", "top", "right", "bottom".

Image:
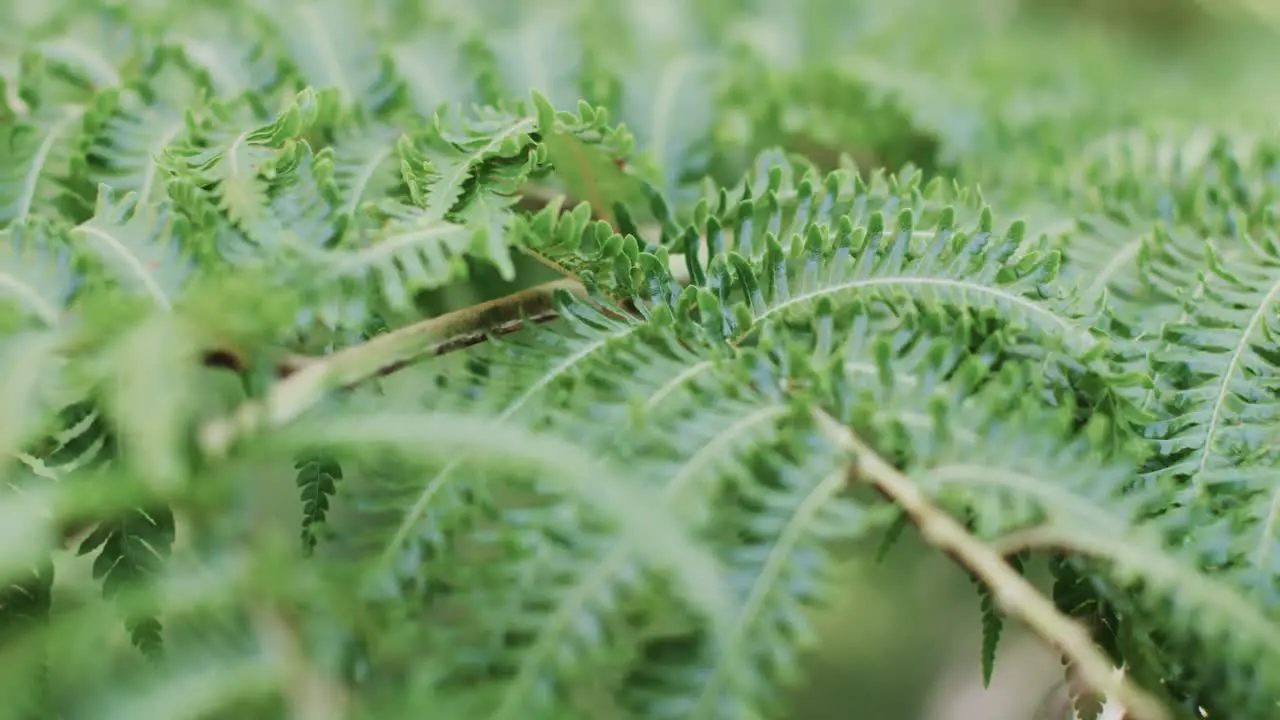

{"left": 5, "top": 1, "right": 1280, "bottom": 719}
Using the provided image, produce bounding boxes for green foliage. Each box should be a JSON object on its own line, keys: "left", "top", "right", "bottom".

{"left": 4, "top": 0, "right": 1280, "bottom": 718}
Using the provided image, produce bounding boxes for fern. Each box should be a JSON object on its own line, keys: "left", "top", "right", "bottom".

{"left": 5, "top": 2, "right": 1280, "bottom": 720}
{"left": 295, "top": 452, "right": 342, "bottom": 553}
{"left": 77, "top": 505, "right": 177, "bottom": 657}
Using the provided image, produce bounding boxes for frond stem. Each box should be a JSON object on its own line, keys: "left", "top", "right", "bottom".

{"left": 199, "top": 277, "right": 584, "bottom": 457}
{"left": 201, "top": 233, "right": 694, "bottom": 456}
{"left": 810, "top": 408, "right": 1169, "bottom": 720}
{"left": 251, "top": 605, "right": 348, "bottom": 720}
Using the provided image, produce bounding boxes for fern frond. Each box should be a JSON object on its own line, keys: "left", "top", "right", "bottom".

{"left": 76, "top": 505, "right": 176, "bottom": 657}
{"left": 165, "top": 87, "right": 338, "bottom": 244}
{"left": 89, "top": 75, "right": 200, "bottom": 212}
{"left": 25, "top": 7, "right": 139, "bottom": 94}
{"left": 360, "top": 297, "right": 654, "bottom": 590}
{"left": 817, "top": 313, "right": 1280, "bottom": 714}
{"left": 0, "top": 331, "right": 68, "bottom": 464}
{"left": 327, "top": 122, "right": 403, "bottom": 224}
{"left": 974, "top": 550, "right": 1025, "bottom": 687}
{"left": 34, "top": 401, "right": 113, "bottom": 475}
{"left": 295, "top": 453, "right": 342, "bottom": 553}
{"left": 419, "top": 108, "right": 538, "bottom": 219}
{"left": 284, "top": 408, "right": 739, "bottom": 648}
{"left": 670, "top": 446, "right": 864, "bottom": 720}
{"left": 325, "top": 203, "right": 484, "bottom": 310}
{"left": 1147, "top": 227, "right": 1280, "bottom": 575}
{"left": 0, "top": 89, "right": 110, "bottom": 226}
{"left": 482, "top": 380, "right": 801, "bottom": 720}
{"left": 0, "top": 218, "right": 75, "bottom": 328}
{"left": 1054, "top": 127, "right": 1277, "bottom": 315}
{"left": 603, "top": 0, "right": 719, "bottom": 191}
{"left": 1050, "top": 553, "right": 1123, "bottom": 720}
{"left": 71, "top": 185, "right": 196, "bottom": 309}
{"left": 718, "top": 206, "right": 1094, "bottom": 359}
{"left": 8, "top": 3, "right": 1280, "bottom": 718}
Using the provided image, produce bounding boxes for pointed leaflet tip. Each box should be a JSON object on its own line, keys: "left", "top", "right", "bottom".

{"left": 939, "top": 206, "right": 956, "bottom": 230}
{"left": 867, "top": 211, "right": 884, "bottom": 236}
{"left": 1007, "top": 219, "right": 1026, "bottom": 242}
{"left": 530, "top": 90, "right": 557, "bottom": 132}
{"left": 896, "top": 209, "right": 914, "bottom": 235}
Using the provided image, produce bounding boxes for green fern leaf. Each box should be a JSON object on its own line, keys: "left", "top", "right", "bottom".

{"left": 973, "top": 550, "right": 1025, "bottom": 688}
{"left": 71, "top": 185, "right": 195, "bottom": 308}
{"left": 295, "top": 453, "right": 342, "bottom": 553}
{"left": 329, "top": 204, "right": 480, "bottom": 309}
{"left": 0, "top": 218, "right": 75, "bottom": 328}
{"left": 285, "top": 407, "right": 738, "bottom": 638}
{"left": 89, "top": 82, "right": 196, "bottom": 212}
{"left": 328, "top": 122, "right": 403, "bottom": 223}
{"left": 413, "top": 108, "right": 538, "bottom": 221}
{"left": 0, "top": 98, "right": 103, "bottom": 226}
{"left": 532, "top": 93, "right": 645, "bottom": 227}
{"left": 720, "top": 206, "right": 1093, "bottom": 357}
{"left": 7, "top": 3, "right": 1280, "bottom": 717}
{"left": 0, "top": 552, "right": 54, "bottom": 719}
{"left": 1050, "top": 554, "right": 1122, "bottom": 720}
{"left": 0, "top": 557, "right": 53, "bottom": 636}
{"left": 165, "top": 88, "right": 338, "bottom": 243}
{"left": 77, "top": 505, "right": 176, "bottom": 657}
{"left": 0, "top": 331, "right": 67, "bottom": 464}
{"left": 1149, "top": 231, "right": 1280, "bottom": 562}
{"left": 37, "top": 400, "right": 115, "bottom": 474}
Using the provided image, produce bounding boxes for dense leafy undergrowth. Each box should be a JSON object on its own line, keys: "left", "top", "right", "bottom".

{"left": 5, "top": 1, "right": 1280, "bottom": 718}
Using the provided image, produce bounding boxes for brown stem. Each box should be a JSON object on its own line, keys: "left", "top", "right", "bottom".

{"left": 198, "top": 278, "right": 590, "bottom": 456}
{"left": 267, "top": 224, "right": 690, "bottom": 381}
{"left": 278, "top": 277, "right": 587, "bottom": 384}
{"left": 202, "top": 180, "right": 671, "bottom": 382}
{"left": 811, "top": 409, "right": 1169, "bottom": 720}
{"left": 196, "top": 173, "right": 698, "bottom": 455}
{"left": 198, "top": 245, "right": 694, "bottom": 458}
